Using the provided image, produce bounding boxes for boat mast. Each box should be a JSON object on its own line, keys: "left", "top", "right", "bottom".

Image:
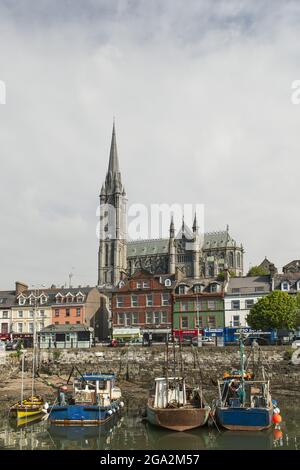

{"left": 31, "top": 286, "right": 38, "bottom": 398}
{"left": 21, "top": 352, "right": 25, "bottom": 402}
{"left": 240, "top": 333, "right": 245, "bottom": 406}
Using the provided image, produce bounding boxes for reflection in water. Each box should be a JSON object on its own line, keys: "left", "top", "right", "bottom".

{"left": 0, "top": 398, "right": 299, "bottom": 450}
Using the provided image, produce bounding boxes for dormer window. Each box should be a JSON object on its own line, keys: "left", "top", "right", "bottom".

{"left": 29, "top": 295, "right": 35, "bottom": 305}
{"left": 76, "top": 292, "right": 85, "bottom": 303}
{"left": 55, "top": 293, "right": 64, "bottom": 304}
{"left": 65, "top": 292, "right": 74, "bottom": 303}
{"left": 165, "top": 279, "right": 171, "bottom": 287}
{"left": 143, "top": 281, "right": 149, "bottom": 288}
{"left": 193, "top": 284, "right": 204, "bottom": 294}
{"left": 210, "top": 282, "right": 220, "bottom": 293}
{"left": 40, "top": 294, "right": 47, "bottom": 305}
{"left": 178, "top": 285, "right": 187, "bottom": 295}
{"left": 18, "top": 295, "right": 26, "bottom": 306}
{"left": 297, "top": 281, "right": 300, "bottom": 291}
{"left": 281, "top": 281, "right": 290, "bottom": 291}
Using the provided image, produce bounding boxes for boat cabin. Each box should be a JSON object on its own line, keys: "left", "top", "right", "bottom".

{"left": 73, "top": 374, "right": 121, "bottom": 406}
{"left": 218, "top": 379, "right": 271, "bottom": 409}
{"left": 153, "top": 377, "right": 187, "bottom": 409}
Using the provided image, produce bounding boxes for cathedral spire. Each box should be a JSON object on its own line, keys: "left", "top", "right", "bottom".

{"left": 193, "top": 213, "right": 198, "bottom": 233}
{"left": 169, "top": 215, "right": 175, "bottom": 238}
{"left": 108, "top": 121, "right": 119, "bottom": 175}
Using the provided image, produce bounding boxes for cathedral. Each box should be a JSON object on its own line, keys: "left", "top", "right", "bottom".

{"left": 98, "top": 124, "right": 244, "bottom": 287}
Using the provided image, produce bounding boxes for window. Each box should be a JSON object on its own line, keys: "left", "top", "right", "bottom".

{"left": 231, "top": 300, "right": 240, "bottom": 309}
{"left": 153, "top": 312, "right": 160, "bottom": 325}
{"left": 233, "top": 315, "right": 240, "bottom": 327}
{"left": 181, "top": 302, "right": 188, "bottom": 312}
{"left": 56, "top": 295, "right": 63, "bottom": 304}
{"left": 132, "top": 313, "right": 138, "bottom": 324}
{"left": 66, "top": 309, "right": 70, "bottom": 317}
{"left": 76, "top": 308, "right": 81, "bottom": 317}
{"left": 116, "top": 296, "right": 124, "bottom": 308}
{"left": 178, "top": 285, "right": 186, "bottom": 294}
{"left": 55, "top": 322, "right": 59, "bottom": 325}
{"left": 40, "top": 295, "right": 47, "bottom": 305}
{"left": 117, "top": 313, "right": 124, "bottom": 325}
{"left": 146, "top": 295, "right": 153, "bottom": 307}
{"left": 237, "top": 252, "right": 241, "bottom": 268}
{"left": 131, "top": 295, "right": 138, "bottom": 307}
{"left": 146, "top": 312, "right": 153, "bottom": 324}
{"left": 40, "top": 310, "right": 45, "bottom": 317}
{"left": 208, "top": 316, "right": 216, "bottom": 328}
{"left": 29, "top": 323, "right": 34, "bottom": 334}
{"left": 66, "top": 296, "right": 73, "bottom": 303}
{"left": 143, "top": 281, "right": 149, "bottom": 288}
{"left": 125, "top": 313, "right": 131, "bottom": 326}
{"left": 181, "top": 316, "right": 189, "bottom": 329}
{"left": 76, "top": 321, "right": 80, "bottom": 324}
{"left": 194, "top": 284, "right": 202, "bottom": 293}
{"left": 297, "top": 281, "right": 300, "bottom": 291}
{"left": 17, "top": 323, "right": 23, "bottom": 333}
{"left": 65, "top": 321, "right": 70, "bottom": 325}
{"left": 77, "top": 296, "right": 84, "bottom": 303}
{"left": 19, "top": 297, "right": 25, "bottom": 306}
{"left": 232, "top": 288, "right": 240, "bottom": 293}
{"left": 245, "top": 299, "right": 254, "bottom": 309}
{"left": 2, "top": 311, "right": 8, "bottom": 319}
{"left": 281, "top": 282, "right": 289, "bottom": 291}
{"left": 18, "top": 311, "right": 23, "bottom": 318}
{"left": 210, "top": 283, "right": 219, "bottom": 293}
{"left": 29, "top": 311, "right": 34, "bottom": 318}
{"left": 161, "top": 294, "right": 169, "bottom": 306}
{"left": 228, "top": 252, "right": 234, "bottom": 268}
{"left": 1, "top": 323, "right": 8, "bottom": 334}
{"left": 55, "top": 309, "right": 59, "bottom": 317}
{"left": 195, "top": 316, "right": 203, "bottom": 328}
{"left": 207, "top": 300, "right": 216, "bottom": 310}
{"left": 29, "top": 296, "right": 35, "bottom": 305}
{"left": 165, "top": 279, "right": 171, "bottom": 287}
{"left": 136, "top": 282, "right": 141, "bottom": 289}
{"left": 161, "top": 312, "right": 168, "bottom": 323}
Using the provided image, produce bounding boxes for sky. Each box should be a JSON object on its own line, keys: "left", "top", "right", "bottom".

{"left": 0, "top": 0, "right": 300, "bottom": 289}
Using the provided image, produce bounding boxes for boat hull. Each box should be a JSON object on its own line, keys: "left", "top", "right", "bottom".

{"left": 147, "top": 400, "right": 210, "bottom": 432}
{"left": 216, "top": 406, "right": 273, "bottom": 431}
{"left": 49, "top": 403, "right": 120, "bottom": 425}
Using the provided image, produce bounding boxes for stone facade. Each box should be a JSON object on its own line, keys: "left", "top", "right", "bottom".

{"left": 98, "top": 125, "right": 244, "bottom": 287}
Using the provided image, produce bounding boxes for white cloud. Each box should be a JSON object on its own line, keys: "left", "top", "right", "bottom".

{"left": 0, "top": 0, "right": 300, "bottom": 287}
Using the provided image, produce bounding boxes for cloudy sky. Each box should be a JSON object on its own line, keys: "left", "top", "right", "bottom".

{"left": 0, "top": 0, "right": 300, "bottom": 289}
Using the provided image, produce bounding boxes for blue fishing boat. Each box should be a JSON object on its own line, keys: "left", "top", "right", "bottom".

{"left": 49, "top": 373, "right": 124, "bottom": 425}
{"left": 215, "top": 335, "right": 276, "bottom": 431}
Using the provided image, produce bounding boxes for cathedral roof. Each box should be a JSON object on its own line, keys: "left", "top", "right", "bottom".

{"left": 127, "top": 231, "right": 241, "bottom": 257}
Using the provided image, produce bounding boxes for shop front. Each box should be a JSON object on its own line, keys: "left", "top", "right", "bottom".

{"left": 173, "top": 329, "right": 204, "bottom": 344}
{"left": 112, "top": 328, "right": 141, "bottom": 341}
{"left": 142, "top": 328, "right": 171, "bottom": 345}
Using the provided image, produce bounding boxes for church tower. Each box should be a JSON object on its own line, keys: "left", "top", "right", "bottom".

{"left": 98, "top": 123, "right": 127, "bottom": 286}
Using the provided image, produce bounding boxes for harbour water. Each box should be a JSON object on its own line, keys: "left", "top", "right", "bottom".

{"left": 0, "top": 396, "right": 299, "bottom": 450}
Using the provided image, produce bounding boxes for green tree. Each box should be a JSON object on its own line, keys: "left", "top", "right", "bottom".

{"left": 247, "top": 291, "right": 298, "bottom": 330}
{"left": 247, "top": 266, "right": 268, "bottom": 277}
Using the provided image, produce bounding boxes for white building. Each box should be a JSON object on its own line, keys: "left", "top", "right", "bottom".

{"left": 224, "top": 276, "right": 271, "bottom": 327}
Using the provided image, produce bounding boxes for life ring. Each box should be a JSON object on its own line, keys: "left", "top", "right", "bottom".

{"left": 291, "top": 347, "right": 300, "bottom": 365}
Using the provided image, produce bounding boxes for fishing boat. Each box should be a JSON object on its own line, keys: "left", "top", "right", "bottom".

{"left": 49, "top": 373, "right": 124, "bottom": 425}
{"left": 10, "top": 347, "right": 46, "bottom": 419}
{"left": 214, "top": 334, "right": 277, "bottom": 431}
{"left": 147, "top": 377, "right": 210, "bottom": 432}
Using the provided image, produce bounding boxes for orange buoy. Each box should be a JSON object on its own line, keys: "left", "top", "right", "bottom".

{"left": 272, "top": 414, "right": 282, "bottom": 424}
{"left": 273, "top": 429, "right": 283, "bottom": 440}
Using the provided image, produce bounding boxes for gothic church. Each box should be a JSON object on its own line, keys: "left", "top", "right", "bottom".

{"left": 98, "top": 124, "right": 244, "bottom": 286}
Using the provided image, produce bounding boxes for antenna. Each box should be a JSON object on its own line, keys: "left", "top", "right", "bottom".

{"left": 68, "top": 267, "right": 75, "bottom": 288}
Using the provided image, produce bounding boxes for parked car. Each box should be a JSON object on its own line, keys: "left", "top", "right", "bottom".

{"left": 292, "top": 336, "right": 300, "bottom": 349}
{"left": 202, "top": 337, "right": 214, "bottom": 345}
{"left": 5, "top": 340, "right": 19, "bottom": 351}
{"left": 128, "top": 338, "right": 143, "bottom": 345}
{"left": 243, "top": 336, "right": 269, "bottom": 346}
{"left": 108, "top": 339, "right": 126, "bottom": 347}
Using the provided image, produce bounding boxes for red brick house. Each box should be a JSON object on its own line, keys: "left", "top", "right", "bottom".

{"left": 111, "top": 270, "right": 175, "bottom": 343}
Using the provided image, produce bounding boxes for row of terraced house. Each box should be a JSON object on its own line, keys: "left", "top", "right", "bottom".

{"left": 0, "top": 258, "right": 300, "bottom": 347}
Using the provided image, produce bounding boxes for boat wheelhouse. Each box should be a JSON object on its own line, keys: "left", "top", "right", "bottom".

{"left": 49, "top": 373, "right": 124, "bottom": 425}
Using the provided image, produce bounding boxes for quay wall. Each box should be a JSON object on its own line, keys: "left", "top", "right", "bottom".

{"left": 13, "top": 345, "right": 300, "bottom": 396}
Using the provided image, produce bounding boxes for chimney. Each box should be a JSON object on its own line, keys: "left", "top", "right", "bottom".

{"left": 15, "top": 281, "right": 28, "bottom": 296}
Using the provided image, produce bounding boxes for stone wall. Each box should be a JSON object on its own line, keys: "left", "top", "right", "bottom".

{"left": 28, "top": 345, "right": 300, "bottom": 395}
